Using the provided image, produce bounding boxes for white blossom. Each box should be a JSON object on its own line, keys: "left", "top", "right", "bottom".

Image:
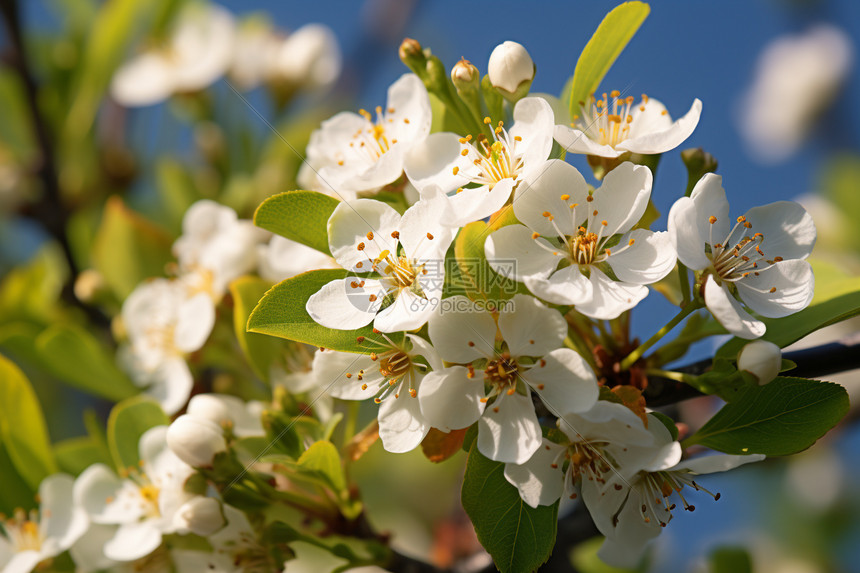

{"left": 486, "top": 160, "right": 676, "bottom": 319}
{"left": 668, "top": 174, "right": 816, "bottom": 338}
{"left": 270, "top": 24, "right": 341, "bottom": 92}
{"left": 166, "top": 415, "right": 227, "bottom": 467}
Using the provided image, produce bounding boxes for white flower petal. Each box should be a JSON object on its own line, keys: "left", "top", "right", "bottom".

{"left": 485, "top": 224, "right": 561, "bottom": 280}
{"left": 477, "top": 392, "right": 541, "bottom": 464}
{"left": 398, "top": 195, "right": 456, "bottom": 261}
{"left": 110, "top": 53, "right": 175, "bottom": 107}
{"left": 327, "top": 200, "right": 400, "bottom": 270}
{"left": 104, "top": 521, "right": 163, "bottom": 562}
{"left": 736, "top": 259, "right": 814, "bottom": 318}
{"left": 74, "top": 464, "right": 141, "bottom": 525}
{"left": 668, "top": 196, "right": 711, "bottom": 271}
{"left": 690, "top": 173, "right": 731, "bottom": 240}
{"left": 373, "top": 289, "right": 434, "bottom": 333}
{"left": 144, "top": 357, "right": 194, "bottom": 416}
{"left": 608, "top": 230, "right": 677, "bottom": 285}
{"left": 553, "top": 125, "right": 623, "bottom": 158}
{"left": 446, "top": 178, "right": 515, "bottom": 226}
{"left": 510, "top": 97, "right": 555, "bottom": 170}
{"left": 575, "top": 268, "right": 648, "bottom": 320}
{"left": 378, "top": 395, "right": 429, "bottom": 454}
{"left": 306, "top": 278, "right": 383, "bottom": 330}
{"left": 523, "top": 348, "right": 598, "bottom": 416}
{"left": 742, "top": 200, "right": 817, "bottom": 261}
{"left": 406, "top": 334, "right": 443, "bottom": 371}
{"left": 174, "top": 292, "right": 215, "bottom": 353}
{"left": 259, "top": 236, "right": 336, "bottom": 282}
{"left": 418, "top": 367, "right": 486, "bottom": 432}
{"left": 312, "top": 350, "right": 380, "bottom": 400}
{"left": 523, "top": 265, "right": 592, "bottom": 305}
{"left": 169, "top": 4, "right": 235, "bottom": 93}
{"left": 428, "top": 297, "right": 497, "bottom": 363}
{"left": 672, "top": 453, "right": 766, "bottom": 474}
{"left": 592, "top": 162, "right": 652, "bottom": 238}
{"left": 340, "top": 145, "right": 407, "bottom": 193}
{"left": 503, "top": 439, "right": 566, "bottom": 508}
{"left": 2, "top": 551, "right": 43, "bottom": 573}
{"left": 625, "top": 98, "right": 674, "bottom": 138}
{"left": 616, "top": 98, "right": 702, "bottom": 155}
{"left": 595, "top": 500, "right": 661, "bottom": 570}
{"left": 385, "top": 74, "right": 432, "bottom": 144}
{"left": 498, "top": 294, "right": 566, "bottom": 357}
{"left": 513, "top": 159, "right": 588, "bottom": 237}
{"left": 704, "top": 275, "right": 765, "bottom": 339}
{"left": 39, "top": 474, "right": 88, "bottom": 552}
{"left": 403, "top": 132, "right": 469, "bottom": 194}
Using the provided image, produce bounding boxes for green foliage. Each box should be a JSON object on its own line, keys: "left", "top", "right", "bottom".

{"left": 821, "top": 154, "right": 860, "bottom": 252}
{"left": 107, "top": 396, "right": 169, "bottom": 471}
{"left": 0, "top": 246, "right": 66, "bottom": 324}
{"left": 683, "top": 377, "right": 849, "bottom": 456}
{"left": 54, "top": 436, "right": 111, "bottom": 476}
{"left": 157, "top": 158, "right": 200, "bottom": 235}
{"left": 247, "top": 269, "right": 400, "bottom": 353}
{"left": 454, "top": 221, "right": 522, "bottom": 305}
{"left": 230, "top": 276, "right": 283, "bottom": 383}
{"left": 461, "top": 445, "right": 559, "bottom": 573}
{"left": 35, "top": 323, "right": 139, "bottom": 401}
{"left": 0, "top": 441, "right": 37, "bottom": 513}
{"left": 297, "top": 440, "right": 347, "bottom": 494}
{"left": 0, "top": 354, "right": 58, "bottom": 490}
{"left": 570, "top": 536, "right": 638, "bottom": 573}
{"left": 254, "top": 190, "right": 339, "bottom": 255}
{"left": 709, "top": 546, "right": 752, "bottom": 573}
{"left": 568, "top": 2, "right": 651, "bottom": 118}
{"left": 93, "top": 196, "right": 174, "bottom": 300}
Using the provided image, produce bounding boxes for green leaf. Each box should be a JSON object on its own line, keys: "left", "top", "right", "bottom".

{"left": 253, "top": 191, "right": 339, "bottom": 256}
{"left": 0, "top": 440, "right": 38, "bottom": 514}
{"left": 650, "top": 412, "right": 679, "bottom": 441}
{"left": 107, "top": 396, "right": 169, "bottom": 471}
{"left": 461, "top": 445, "right": 558, "bottom": 573}
{"left": 93, "top": 196, "right": 174, "bottom": 300}
{"left": 54, "top": 436, "right": 111, "bottom": 476}
{"left": 0, "top": 354, "right": 57, "bottom": 490}
{"left": 570, "top": 536, "right": 638, "bottom": 573}
{"left": 683, "top": 377, "right": 848, "bottom": 456}
{"left": 35, "top": 323, "right": 139, "bottom": 401}
{"left": 230, "top": 276, "right": 284, "bottom": 383}
{"left": 297, "top": 440, "right": 347, "bottom": 493}
{"left": 454, "top": 220, "right": 523, "bottom": 305}
{"left": 247, "top": 269, "right": 399, "bottom": 354}
{"left": 716, "top": 262, "right": 860, "bottom": 359}
{"left": 568, "top": 1, "right": 651, "bottom": 118}
{"left": 709, "top": 546, "right": 752, "bottom": 573}
{"left": 0, "top": 246, "right": 66, "bottom": 324}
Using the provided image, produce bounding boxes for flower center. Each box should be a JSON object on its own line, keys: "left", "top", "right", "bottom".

{"left": 3, "top": 508, "right": 43, "bottom": 552}
{"left": 344, "top": 336, "right": 426, "bottom": 403}
{"left": 455, "top": 117, "right": 524, "bottom": 189}
{"left": 574, "top": 90, "right": 641, "bottom": 147}
{"left": 484, "top": 356, "right": 519, "bottom": 389}
{"left": 376, "top": 250, "right": 419, "bottom": 289}
{"left": 707, "top": 215, "right": 783, "bottom": 284}
{"left": 344, "top": 106, "right": 402, "bottom": 165}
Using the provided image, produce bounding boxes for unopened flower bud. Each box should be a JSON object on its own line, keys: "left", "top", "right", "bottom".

{"left": 74, "top": 269, "right": 105, "bottom": 303}
{"left": 187, "top": 394, "right": 242, "bottom": 428}
{"left": 738, "top": 340, "right": 782, "bottom": 385}
{"left": 399, "top": 37, "right": 424, "bottom": 65}
{"left": 174, "top": 496, "right": 225, "bottom": 536}
{"left": 451, "top": 58, "right": 479, "bottom": 88}
{"left": 488, "top": 41, "right": 534, "bottom": 100}
{"left": 166, "top": 415, "right": 227, "bottom": 467}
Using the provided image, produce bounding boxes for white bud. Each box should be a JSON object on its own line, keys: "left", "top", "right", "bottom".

{"left": 166, "top": 415, "right": 227, "bottom": 467}
{"left": 187, "top": 394, "right": 243, "bottom": 427}
{"left": 488, "top": 41, "right": 534, "bottom": 94}
{"left": 271, "top": 24, "right": 341, "bottom": 90}
{"left": 738, "top": 340, "right": 782, "bottom": 385}
{"left": 174, "top": 497, "right": 225, "bottom": 536}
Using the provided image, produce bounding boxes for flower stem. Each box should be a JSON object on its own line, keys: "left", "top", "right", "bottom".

{"left": 619, "top": 302, "right": 701, "bottom": 371}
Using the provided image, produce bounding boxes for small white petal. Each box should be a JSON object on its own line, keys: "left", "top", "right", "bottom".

{"left": 667, "top": 196, "right": 711, "bottom": 270}
{"left": 428, "top": 297, "right": 497, "bottom": 363}
{"left": 143, "top": 357, "right": 194, "bottom": 416}
{"left": 704, "top": 275, "right": 766, "bottom": 339}
{"left": 616, "top": 98, "right": 702, "bottom": 155}
{"left": 372, "top": 289, "right": 435, "bottom": 333}
{"left": 575, "top": 269, "right": 648, "bottom": 320}
{"left": 510, "top": 97, "right": 555, "bottom": 170}
{"left": 503, "top": 439, "right": 566, "bottom": 508}
{"left": 306, "top": 278, "right": 383, "bottom": 330}
{"left": 418, "top": 367, "right": 486, "bottom": 432}
{"left": 39, "top": 474, "right": 88, "bottom": 552}
{"left": 327, "top": 200, "right": 400, "bottom": 270}
{"left": 498, "top": 294, "right": 566, "bottom": 357}
{"left": 110, "top": 53, "right": 175, "bottom": 107}
{"left": 398, "top": 196, "right": 456, "bottom": 262}
{"left": 736, "top": 259, "right": 814, "bottom": 318}
{"left": 2, "top": 551, "right": 43, "bottom": 573}
{"left": 742, "top": 200, "right": 817, "bottom": 261}
{"left": 689, "top": 173, "right": 731, "bottom": 240}
{"left": 608, "top": 230, "right": 677, "bottom": 285}
{"left": 446, "top": 178, "right": 515, "bottom": 226}
{"left": 592, "top": 162, "right": 652, "bottom": 238}
{"left": 173, "top": 293, "right": 215, "bottom": 353}
{"left": 513, "top": 159, "right": 588, "bottom": 237}
{"left": 74, "top": 464, "right": 141, "bottom": 525}
{"left": 384, "top": 73, "right": 432, "bottom": 144}
{"left": 378, "top": 395, "right": 429, "bottom": 453}
{"left": 523, "top": 348, "right": 598, "bottom": 416}
{"left": 523, "top": 265, "right": 592, "bottom": 305}
{"left": 672, "top": 453, "right": 766, "bottom": 474}
{"left": 486, "top": 224, "right": 561, "bottom": 280}
{"left": 403, "top": 132, "right": 469, "bottom": 194}
{"left": 312, "top": 351, "right": 380, "bottom": 400}
{"left": 553, "top": 125, "right": 623, "bottom": 158}
{"left": 477, "top": 392, "right": 541, "bottom": 464}
{"left": 104, "top": 521, "right": 163, "bottom": 562}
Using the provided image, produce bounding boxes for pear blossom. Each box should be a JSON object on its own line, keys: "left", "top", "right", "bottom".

{"left": 74, "top": 426, "right": 196, "bottom": 562}
{"left": 166, "top": 414, "right": 227, "bottom": 467}
{"left": 173, "top": 200, "right": 268, "bottom": 301}
{"left": 554, "top": 91, "right": 701, "bottom": 158}
{"left": 307, "top": 73, "right": 431, "bottom": 195}
{"left": 418, "top": 295, "right": 599, "bottom": 464}
{"left": 119, "top": 278, "right": 215, "bottom": 415}
{"left": 404, "top": 96, "right": 554, "bottom": 226}
{"left": 186, "top": 393, "right": 265, "bottom": 438}
{"left": 0, "top": 474, "right": 88, "bottom": 573}
{"left": 739, "top": 25, "right": 853, "bottom": 163}
{"left": 502, "top": 401, "right": 661, "bottom": 508}
{"left": 312, "top": 334, "right": 439, "bottom": 453}
{"left": 228, "top": 17, "right": 281, "bottom": 91}
{"left": 110, "top": 3, "right": 236, "bottom": 107}
{"left": 584, "top": 415, "right": 765, "bottom": 568}
{"left": 257, "top": 235, "right": 337, "bottom": 283}
{"left": 486, "top": 161, "right": 676, "bottom": 319}
{"left": 668, "top": 173, "right": 816, "bottom": 339}
{"left": 306, "top": 196, "right": 455, "bottom": 333}
{"left": 270, "top": 24, "right": 341, "bottom": 92}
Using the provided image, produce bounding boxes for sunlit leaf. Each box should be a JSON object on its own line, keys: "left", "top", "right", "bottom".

{"left": 107, "top": 396, "right": 169, "bottom": 471}
{"left": 253, "top": 190, "right": 339, "bottom": 255}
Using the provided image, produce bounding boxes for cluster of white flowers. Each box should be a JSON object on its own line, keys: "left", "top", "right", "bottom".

{"left": 110, "top": 3, "right": 341, "bottom": 107}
